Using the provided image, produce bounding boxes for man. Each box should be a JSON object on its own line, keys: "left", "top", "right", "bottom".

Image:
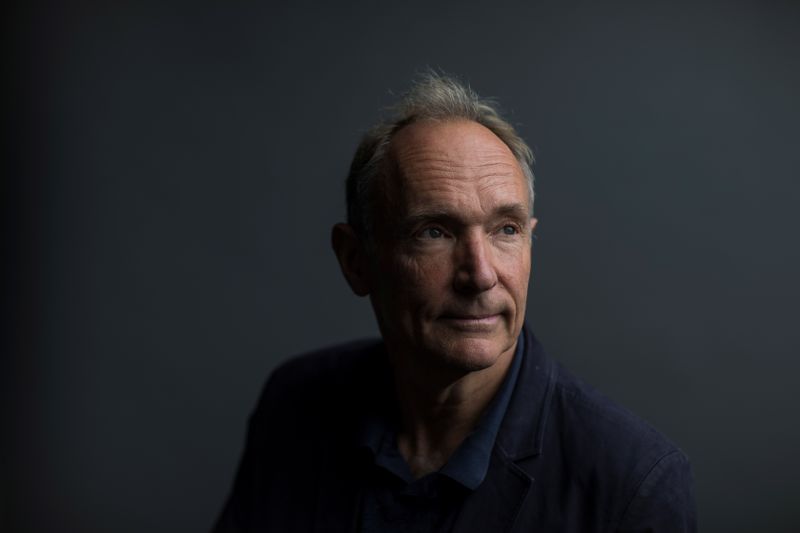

{"left": 213, "top": 73, "right": 696, "bottom": 532}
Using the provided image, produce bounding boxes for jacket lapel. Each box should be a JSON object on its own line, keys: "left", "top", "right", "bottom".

{"left": 452, "top": 326, "right": 557, "bottom": 532}
{"left": 451, "top": 449, "right": 534, "bottom": 533}
{"left": 495, "top": 326, "right": 557, "bottom": 461}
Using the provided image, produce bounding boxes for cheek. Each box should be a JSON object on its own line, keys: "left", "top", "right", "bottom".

{"left": 393, "top": 253, "right": 451, "bottom": 298}
{"left": 497, "top": 246, "right": 532, "bottom": 292}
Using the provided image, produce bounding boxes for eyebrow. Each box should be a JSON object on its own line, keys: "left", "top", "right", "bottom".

{"left": 492, "top": 203, "right": 531, "bottom": 220}
{"left": 401, "top": 202, "right": 531, "bottom": 228}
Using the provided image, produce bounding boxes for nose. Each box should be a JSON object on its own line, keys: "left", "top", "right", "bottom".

{"left": 453, "top": 231, "right": 498, "bottom": 294}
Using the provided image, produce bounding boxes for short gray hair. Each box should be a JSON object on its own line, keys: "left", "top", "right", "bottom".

{"left": 346, "top": 71, "right": 535, "bottom": 240}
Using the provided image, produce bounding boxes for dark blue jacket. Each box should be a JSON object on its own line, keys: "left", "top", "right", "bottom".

{"left": 214, "top": 327, "right": 696, "bottom": 532}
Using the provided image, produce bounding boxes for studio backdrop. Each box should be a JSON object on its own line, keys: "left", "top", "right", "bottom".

{"left": 4, "top": 1, "right": 799, "bottom": 532}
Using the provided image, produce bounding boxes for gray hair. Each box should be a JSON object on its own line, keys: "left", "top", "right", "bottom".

{"left": 346, "top": 72, "right": 535, "bottom": 241}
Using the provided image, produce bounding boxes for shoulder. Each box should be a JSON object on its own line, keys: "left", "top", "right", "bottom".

{"left": 212, "top": 340, "right": 383, "bottom": 532}
{"left": 249, "top": 338, "right": 384, "bottom": 423}
{"left": 263, "top": 338, "right": 382, "bottom": 391}
{"left": 542, "top": 361, "right": 696, "bottom": 529}
{"left": 551, "top": 361, "right": 681, "bottom": 462}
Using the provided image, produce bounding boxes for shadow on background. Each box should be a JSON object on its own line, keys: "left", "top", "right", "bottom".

{"left": 4, "top": 1, "right": 799, "bottom": 532}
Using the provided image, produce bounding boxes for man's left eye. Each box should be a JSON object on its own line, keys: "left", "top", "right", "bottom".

{"left": 501, "top": 225, "right": 518, "bottom": 235}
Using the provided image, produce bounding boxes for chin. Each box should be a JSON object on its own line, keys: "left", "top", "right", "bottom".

{"left": 431, "top": 335, "right": 513, "bottom": 373}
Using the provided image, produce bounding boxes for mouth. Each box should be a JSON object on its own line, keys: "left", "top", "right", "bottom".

{"left": 439, "top": 313, "right": 502, "bottom": 331}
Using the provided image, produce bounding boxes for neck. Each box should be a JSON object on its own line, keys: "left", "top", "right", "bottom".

{"left": 388, "top": 342, "right": 516, "bottom": 478}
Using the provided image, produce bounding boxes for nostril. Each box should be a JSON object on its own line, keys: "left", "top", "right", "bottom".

{"left": 454, "top": 257, "right": 498, "bottom": 294}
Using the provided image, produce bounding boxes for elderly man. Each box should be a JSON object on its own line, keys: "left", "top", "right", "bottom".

{"left": 213, "top": 74, "right": 696, "bottom": 532}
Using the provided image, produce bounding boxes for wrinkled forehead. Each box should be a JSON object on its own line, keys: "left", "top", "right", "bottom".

{"left": 381, "top": 119, "right": 529, "bottom": 213}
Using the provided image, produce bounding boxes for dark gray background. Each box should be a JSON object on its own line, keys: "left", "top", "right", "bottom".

{"left": 4, "top": 1, "right": 799, "bottom": 532}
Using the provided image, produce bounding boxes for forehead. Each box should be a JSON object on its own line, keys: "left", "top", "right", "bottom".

{"left": 385, "top": 119, "right": 528, "bottom": 215}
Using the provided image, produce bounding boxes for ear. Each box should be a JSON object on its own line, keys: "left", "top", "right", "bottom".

{"left": 529, "top": 217, "right": 538, "bottom": 234}
{"left": 331, "top": 223, "right": 372, "bottom": 296}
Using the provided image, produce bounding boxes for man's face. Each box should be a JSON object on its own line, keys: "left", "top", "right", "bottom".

{"left": 367, "top": 119, "right": 536, "bottom": 375}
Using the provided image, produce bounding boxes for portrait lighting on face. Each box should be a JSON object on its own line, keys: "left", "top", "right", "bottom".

{"left": 355, "top": 119, "right": 537, "bottom": 379}
{"left": 213, "top": 72, "right": 697, "bottom": 533}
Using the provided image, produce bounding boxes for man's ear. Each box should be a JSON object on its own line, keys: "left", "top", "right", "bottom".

{"left": 331, "top": 223, "right": 371, "bottom": 297}
{"left": 529, "top": 217, "right": 538, "bottom": 234}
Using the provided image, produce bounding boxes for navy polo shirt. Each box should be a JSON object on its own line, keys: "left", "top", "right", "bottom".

{"left": 356, "top": 334, "right": 525, "bottom": 533}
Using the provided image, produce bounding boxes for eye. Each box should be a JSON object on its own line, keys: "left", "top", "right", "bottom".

{"left": 421, "top": 227, "right": 445, "bottom": 239}
{"left": 500, "top": 224, "right": 518, "bottom": 235}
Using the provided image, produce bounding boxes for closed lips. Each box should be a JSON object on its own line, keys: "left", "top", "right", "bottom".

{"left": 441, "top": 313, "right": 500, "bottom": 320}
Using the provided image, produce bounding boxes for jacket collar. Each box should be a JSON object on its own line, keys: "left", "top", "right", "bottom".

{"left": 450, "top": 325, "right": 556, "bottom": 532}
{"left": 494, "top": 325, "right": 557, "bottom": 461}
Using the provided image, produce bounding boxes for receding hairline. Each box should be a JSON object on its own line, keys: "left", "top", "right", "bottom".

{"left": 345, "top": 71, "right": 535, "bottom": 242}
{"left": 381, "top": 117, "right": 531, "bottom": 202}
{"left": 389, "top": 117, "right": 523, "bottom": 158}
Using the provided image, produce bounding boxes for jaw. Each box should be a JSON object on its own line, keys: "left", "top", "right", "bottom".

{"left": 395, "top": 315, "right": 519, "bottom": 375}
